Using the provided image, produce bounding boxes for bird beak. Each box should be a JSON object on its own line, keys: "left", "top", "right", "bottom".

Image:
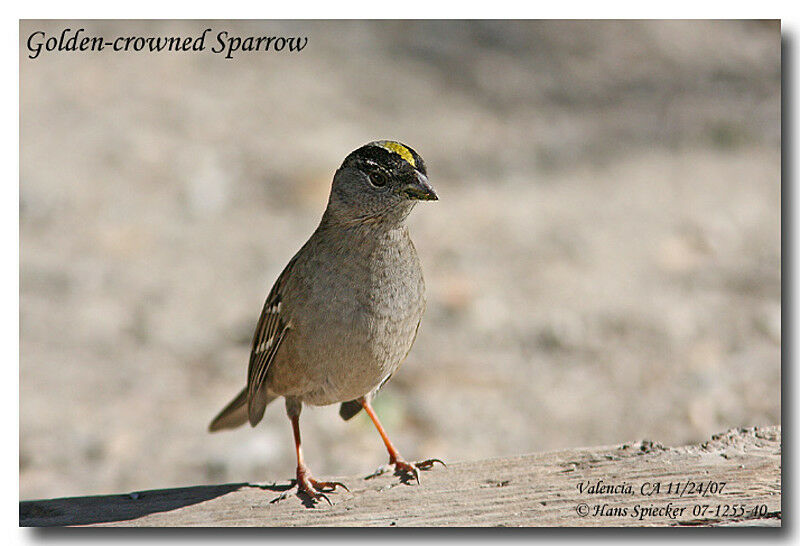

{"left": 402, "top": 172, "right": 438, "bottom": 201}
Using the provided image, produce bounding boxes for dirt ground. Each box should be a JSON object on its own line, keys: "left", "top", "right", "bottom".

{"left": 20, "top": 20, "right": 781, "bottom": 501}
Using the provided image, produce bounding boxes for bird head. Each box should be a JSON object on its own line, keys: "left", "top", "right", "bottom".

{"left": 325, "top": 141, "right": 437, "bottom": 226}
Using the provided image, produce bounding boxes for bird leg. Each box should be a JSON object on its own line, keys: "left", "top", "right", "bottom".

{"left": 358, "top": 397, "right": 445, "bottom": 483}
{"left": 289, "top": 412, "right": 348, "bottom": 505}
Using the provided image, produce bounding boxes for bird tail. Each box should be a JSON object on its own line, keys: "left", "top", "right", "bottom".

{"left": 339, "top": 399, "right": 363, "bottom": 421}
{"left": 208, "top": 387, "right": 277, "bottom": 432}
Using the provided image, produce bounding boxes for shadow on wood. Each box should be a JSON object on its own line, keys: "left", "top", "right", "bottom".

{"left": 20, "top": 483, "right": 292, "bottom": 527}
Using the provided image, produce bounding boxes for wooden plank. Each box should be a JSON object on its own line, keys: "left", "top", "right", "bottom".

{"left": 20, "top": 425, "right": 781, "bottom": 527}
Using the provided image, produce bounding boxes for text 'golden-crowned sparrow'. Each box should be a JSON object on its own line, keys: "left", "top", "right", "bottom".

{"left": 209, "top": 140, "right": 443, "bottom": 503}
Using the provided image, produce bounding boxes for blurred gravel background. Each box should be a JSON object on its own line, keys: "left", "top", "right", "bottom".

{"left": 20, "top": 20, "right": 781, "bottom": 500}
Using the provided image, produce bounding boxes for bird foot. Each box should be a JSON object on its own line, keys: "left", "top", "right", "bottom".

{"left": 367, "top": 457, "right": 446, "bottom": 484}
{"left": 290, "top": 468, "right": 349, "bottom": 506}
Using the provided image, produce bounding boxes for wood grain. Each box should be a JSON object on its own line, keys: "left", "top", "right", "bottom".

{"left": 20, "top": 425, "right": 781, "bottom": 527}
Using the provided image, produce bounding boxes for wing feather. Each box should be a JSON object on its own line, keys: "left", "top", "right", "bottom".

{"left": 245, "top": 256, "right": 297, "bottom": 419}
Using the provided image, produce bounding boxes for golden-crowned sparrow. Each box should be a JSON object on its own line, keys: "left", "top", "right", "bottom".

{"left": 209, "top": 140, "right": 443, "bottom": 503}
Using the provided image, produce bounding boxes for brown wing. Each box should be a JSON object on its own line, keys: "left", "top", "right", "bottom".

{"left": 245, "top": 256, "right": 297, "bottom": 425}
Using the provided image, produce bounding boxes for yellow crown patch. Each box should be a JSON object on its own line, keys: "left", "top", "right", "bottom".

{"left": 375, "top": 141, "right": 416, "bottom": 168}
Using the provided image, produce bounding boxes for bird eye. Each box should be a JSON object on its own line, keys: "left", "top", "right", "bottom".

{"left": 369, "top": 171, "right": 388, "bottom": 187}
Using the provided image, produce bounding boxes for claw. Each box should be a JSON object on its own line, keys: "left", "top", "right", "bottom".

{"left": 312, "top": 491, "right": 332, "bottom": 506}
{"left": 364, "top": 464, "right": 392, "bottom": 480}
{"left": 388, "top": 456, "right": 445, "bottom": 484}
{"left": 415, "top": 458, "right": 446, "bottom": 470}
{"left": 310, "top": 479, "right": 350, "bottom": 493}
{"left": 269, "top": 491, "right": 290, "bottom": 504}
{"left": 294, "top": 469, "right": 348, "bottom": 505}
{"left": 393, "top": 460, "right": 420, "bottom": 483}
{"left": 295, "top": 480, "right": 331, "bottom": 505}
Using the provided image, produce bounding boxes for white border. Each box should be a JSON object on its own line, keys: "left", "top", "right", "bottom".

{"left": 7, "top": 4, "right": 793, "bottom": 542}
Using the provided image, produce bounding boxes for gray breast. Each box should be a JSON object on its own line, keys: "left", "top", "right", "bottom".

{"left": 266, "top": 225, "right": 426, "bottom": 406}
